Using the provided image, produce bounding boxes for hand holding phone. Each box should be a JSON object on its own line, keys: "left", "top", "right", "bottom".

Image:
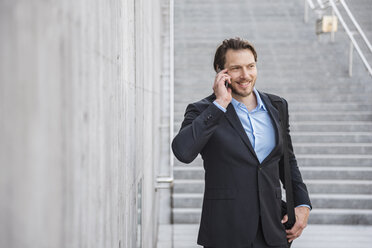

{"left": 213, "top": 68, "right": 232, "bottom": 108}
{"left": 216, "top": 67, "right": 230, "bottom": 89}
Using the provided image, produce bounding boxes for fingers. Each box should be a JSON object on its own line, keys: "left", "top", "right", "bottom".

{"left": 284, "top": 207, "right": 310, "bottom": 242}
{"left": 213, "top": 69, "right": 232, "bottom": 108}
{"left": 281, "top": 215, "right": 288, "bottom": 224}
{"left": 286, "top": 227, "right": 303, "bottom": 242}
{"left": 285, "top": 219, "right": 306, "bottom": 242}
{"left": 217, "top": 68, "right": 228, "bottom": 74}
{"left": 213, "top": 74, "right": 231, "bottom": 92}
{"left": 215, "top": 68, "right": 229, "bottom": 80}
{"left": 215, "top": 73, "right": 231, "bottom": 85}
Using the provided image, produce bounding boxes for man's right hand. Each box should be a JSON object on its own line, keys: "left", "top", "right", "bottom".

{"left": 213, "top": 68, "right": 232, "bottom": 109}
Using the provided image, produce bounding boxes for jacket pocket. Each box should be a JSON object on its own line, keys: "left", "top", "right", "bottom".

{"left": 205, "top": 188, "right": 236, "bottom": 199}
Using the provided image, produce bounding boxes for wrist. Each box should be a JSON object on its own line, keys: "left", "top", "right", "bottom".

{"left": 296, "top": 206, "right": 310, "bottom": 214}
{"left": 215, "top": 98, "right": 230, "bottom": 109}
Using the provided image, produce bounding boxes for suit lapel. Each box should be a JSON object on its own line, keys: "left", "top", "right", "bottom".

{"left": 225, "top": 103, "right": 259, "bottom": 161}
{"left": 213, "top": 91, "right": 283, "bottom": 164}
{"left": 259, "top": 91, "right": 283, "bottom": 164}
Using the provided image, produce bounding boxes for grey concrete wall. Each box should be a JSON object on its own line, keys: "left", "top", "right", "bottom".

{"left": 0, "top": 0, "right": 164, "bottom": 247}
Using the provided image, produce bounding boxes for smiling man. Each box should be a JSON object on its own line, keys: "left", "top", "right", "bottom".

{"left": 172, "top": 38, "right": 311, "bottom": 248}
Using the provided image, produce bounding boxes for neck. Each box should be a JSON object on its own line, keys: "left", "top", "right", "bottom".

{"left": 232, "top": 91, "right": 258, "bottom": 112}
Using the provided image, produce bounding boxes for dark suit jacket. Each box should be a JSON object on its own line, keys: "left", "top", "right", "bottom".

{"left": 172, "top": 91, "right": 311, "bottom": 248}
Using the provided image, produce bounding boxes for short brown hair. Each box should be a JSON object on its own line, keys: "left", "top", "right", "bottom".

{"left": 213, "top": 37, "right": 257, "bottom": 72}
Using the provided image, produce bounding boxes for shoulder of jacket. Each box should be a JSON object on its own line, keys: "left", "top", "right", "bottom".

{"left": 190, "top": 93, "right": 216, "bottom": 110}
{"left": 260, "top": 91, "right": 283, "bottom": 102}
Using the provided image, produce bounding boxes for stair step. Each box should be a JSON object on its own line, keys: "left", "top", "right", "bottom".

{"left": 290, "top": 112, "right": 372, "bottom": 122}
{"left": 291, "top": 132, "right": 372, "bottom": 143}
{"left": 289, "top": 103, "right": 371, "bottom": 111}
{"left": 174, "top": 93, "right": 372, "bottom": 106}
{"left": 305, "top": 180, "right": 372, "bottom": 194}
{"left": 173, "top": 179, "right": 372, "bottom": 194}
{"left": 174, "top": 166, "right": 372, "bottom": 180}
{"left": 174, "top": 82, "right": 371, "bottom": 95}
{"left": 175, "top": 104, "right": 372, "bottom": 121}
{"left": 297, "top": 154, "right": 372, "bottom": 167}
{"left": 174, "top": 112, "right": 372, "bottom": 123}
{"left": 293, "top": 143, "right": 372, "bottom": 154}
{"left": 301, "top": 167, "right": 372, "bottom": 180}
{"left": 174, "top": 166, "right": 203, "bottom": 180}
{"left": 173, "top": 179, "right": 204, "bottom": 193}
{"left": 174, "top": 154, "right": 372, "bottom": 167}
{"left": 172, "top": 132, "right": 372, "bottom": 143}
{"left": 173, "top": 193, "right": 372, "bottom": 209}
{"left": 173, "top": 208, "right": 201, "bottom": 223}
{"left": 258, "top": 84, "right": 370, "bottom": 92}
{"left": 174, "top": 157, "right": 203, "bottom": 167}
{"left": 310, "top": 194, "right": 372, "bottom": 209}
{"left": 291, "top": 121, "right": 372, "bottom": 132}
{"left": 174, "top": 121, "right": 372, "bottom": 132}
{"left": 172, "top": 208, "right": 372, "bottom": 225}
{"left": 308, "top": 209, "right": 372, "bottom": 225}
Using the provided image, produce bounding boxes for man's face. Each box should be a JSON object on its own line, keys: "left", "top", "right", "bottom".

{"left": 224, "top": 49, "right": 257, "bottom": 98}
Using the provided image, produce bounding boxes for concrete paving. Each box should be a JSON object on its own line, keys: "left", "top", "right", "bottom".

{"left": 157, "top": 224, "right": 372, "bottom": 248}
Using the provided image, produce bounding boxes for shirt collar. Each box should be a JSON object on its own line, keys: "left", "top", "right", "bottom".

{"left": 231, "top": 88, "right": 267, "bottom": 112}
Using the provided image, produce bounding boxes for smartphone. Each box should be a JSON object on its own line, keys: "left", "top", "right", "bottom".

{"left": 217, "top": 67, "right": 230, "bottom": 88}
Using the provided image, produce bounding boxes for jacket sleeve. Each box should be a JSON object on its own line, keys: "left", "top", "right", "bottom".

{"left": 172, "top": 101, "right": 225, "bottom": 164}
{"left": 279, "top": 98, "right": 312, "bottom": 209}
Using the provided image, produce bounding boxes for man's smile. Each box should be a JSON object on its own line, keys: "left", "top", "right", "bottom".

{"left": 236, "top": 81, "right": 252, "bottom": 88}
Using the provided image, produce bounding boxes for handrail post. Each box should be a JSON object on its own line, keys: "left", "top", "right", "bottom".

{"left": 331, "top": 8, "right": 335, "bottom": 42}
{"left": 304, "top": 0, "right": 309, "bottom": 23}
{"left": 156, "top": 0, "right": 174, "bottom": 187}
{"left": 349, "top": 38, "right": 354, "bottom": 77}
{"left": 315, "top": 10, "right": 323, "bottom": 42}
{"left": 169, "top": 0, "right": 175, "bottom": 183}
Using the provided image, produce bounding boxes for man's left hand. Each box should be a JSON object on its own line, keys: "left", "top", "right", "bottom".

{"left": 281, "top": 206, "right": 310, "bottom": 242}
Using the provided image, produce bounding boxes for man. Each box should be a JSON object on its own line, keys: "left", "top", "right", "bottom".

{"left": 172, "top": 38, "right": 311, "bottom": 248}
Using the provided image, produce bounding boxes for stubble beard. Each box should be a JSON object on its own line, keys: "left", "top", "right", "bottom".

{"left": 230, "top": 79, "right": 255, "bottom": 98}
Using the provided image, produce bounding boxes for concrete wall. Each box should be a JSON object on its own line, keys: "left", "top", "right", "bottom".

{"left": 0, "top": 0, "right": 165, "bottom": 247}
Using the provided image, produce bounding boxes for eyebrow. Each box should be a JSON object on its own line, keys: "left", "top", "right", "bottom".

{"left": 228, "top": 62, "right": 256, "bottom": 68}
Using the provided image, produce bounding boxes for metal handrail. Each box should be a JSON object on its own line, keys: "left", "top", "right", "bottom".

{"left": 305, "top": 0, "right": 372, "bottom": 77}
{"left": 317, "top": 0, "right": 325, "bottom": 9}
{"left": 339, "top": 0, "right": 372, "bottom": 53}
{"left": 329, "top": 0, "right": 372, "bottom": 76}
{"left": 307, "top": 0, "right": 315, "bottom": 9}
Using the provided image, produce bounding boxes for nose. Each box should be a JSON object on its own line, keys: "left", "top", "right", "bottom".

{"left": 241, "top": 67, "right": 251, "bottom": 80}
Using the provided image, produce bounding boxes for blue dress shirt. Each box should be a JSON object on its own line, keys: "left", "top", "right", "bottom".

{"left": 213, "top": 88, "right": 275, "bottom": 163}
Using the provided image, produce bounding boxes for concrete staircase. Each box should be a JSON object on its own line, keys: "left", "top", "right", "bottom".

{"left": 173, "top": 0, "right": 372, "bottom": 225}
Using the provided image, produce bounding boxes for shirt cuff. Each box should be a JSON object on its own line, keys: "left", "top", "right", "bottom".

{"left": 296, "top": 204, "right": 311, "bottom": 210}
{"left": 213, "top": 100, "right": 227, "bottom": 113}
